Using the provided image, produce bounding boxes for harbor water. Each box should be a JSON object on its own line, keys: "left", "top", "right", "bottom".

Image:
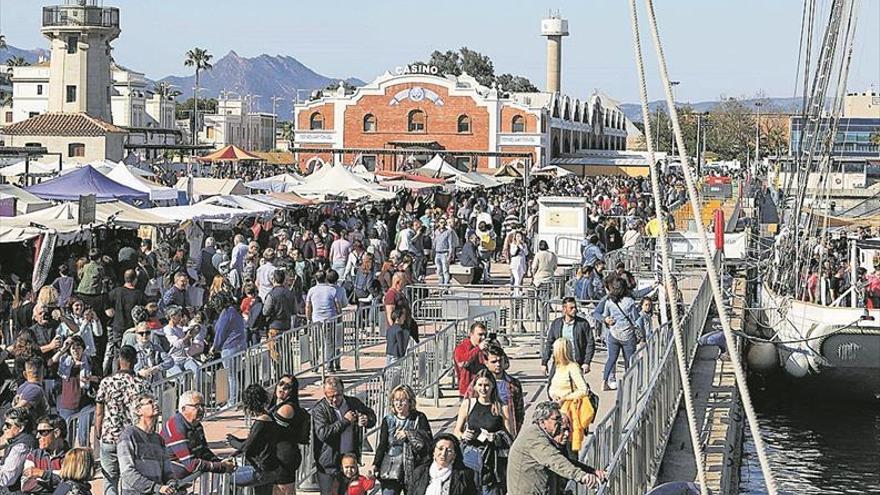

{"left": 739, "top": 374, "right": 880, "bottom": 494}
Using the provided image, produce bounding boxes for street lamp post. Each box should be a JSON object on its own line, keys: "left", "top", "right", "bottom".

{"left": 669, "top": 81, "right": 680, "bottom": 157}
{"left": 754, "top": 101, "right": 763, "bottom": 177}
{"left": 271, "top": 95, "right": 284, "bottom": 151}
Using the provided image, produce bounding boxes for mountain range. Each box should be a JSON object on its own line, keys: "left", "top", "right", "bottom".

{"left": 0, "top": 46, "right": 49, "bottom": 64}
{"left": 157, "top": 51, "right": 364, "bottom": 120}
{"left": 620, "top": 97, "right": 805, "bottom": 122}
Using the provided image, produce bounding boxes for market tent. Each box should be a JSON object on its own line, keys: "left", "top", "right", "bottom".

{"left": 147, "top": 203, "right": 260, "bottom": 222}
{"left": 197, "top": 145, "right": 261, "bottom": 162}
{"left": 266, "top": 191, "right": 319, "bottom": 206}
{"left": 5, "top": 201, "right": 173, "bottom": 228}
{"left": 493, "top": 162, "right": 524, "bottom": 178}
{"left": 0, "top": 184, "right": 53, "bottom": 215}
{"left": 455, "top": 172, "right": 503, "bottom": 189}
{"left": 411, "top": 155, "right": 466, "bottom": 178}
{"left": 106, "top": 163, "right": 178, "bottom": 201}
{"left": 380, "top": 178, "right": 441, "bottom": 192}
{"left": 293, "top": 165, "right": 396, "bottom": 201}
{"left": 532, "top": 165, "right": 574, "bottom": 177}
{"left": 196, "top": 195, "right": 276, "bottom": 215}
{"left": 244, "top": 173, "right": 304, "bottom": 192}
{"left": 174, "top": 177, "right": 247, "bottom": 202}
{"left": 0, "top": 160, "right": 58, "bottom": 178}
{"left": 26, "top": 165, "right": 149, "bottom": 202}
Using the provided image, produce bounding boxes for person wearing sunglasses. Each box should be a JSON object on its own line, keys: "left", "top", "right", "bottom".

{"left": 20, "top": 415, "right": 68, "bottom": 494}
{"left": 0, "top": 408, "right": 36, "bottom": 493}
{"left": 161, "top": 390, "right": 234, "bottom": 479}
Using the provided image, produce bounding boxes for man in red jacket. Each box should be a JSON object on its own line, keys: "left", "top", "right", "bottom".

{"left": 453, "top": 321, "right": 489, "bottom": 396}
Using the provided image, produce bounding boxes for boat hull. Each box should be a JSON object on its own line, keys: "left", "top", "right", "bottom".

{"left": 758, "top": 284, "right": 880, "bottom": 398}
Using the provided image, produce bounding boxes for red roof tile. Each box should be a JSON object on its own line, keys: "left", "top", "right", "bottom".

{"left": 3, "top": 112, "right": 127, "bottom": 136}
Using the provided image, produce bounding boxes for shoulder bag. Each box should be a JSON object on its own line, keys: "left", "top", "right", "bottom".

{"left": 378, "top": 416, "right": 409, "bottom": 481}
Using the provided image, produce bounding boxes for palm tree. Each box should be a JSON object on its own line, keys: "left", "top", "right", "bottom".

{"left": 184, "top": 47, "right": 213, "bottom": 145}
{"left": 153, "top": 81, "right": 181, "bottom": 100}
{"left": 280, "top": 121, "right": 295, "bottom": 144}
{"left": 0, "top": 35, "right": 7, "bottom": 50}
{"left": 5, "top": 56, "right": 29, "bottom": 69}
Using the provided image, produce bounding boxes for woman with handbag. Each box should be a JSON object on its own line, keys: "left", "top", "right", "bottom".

{"left": 453, "top": 369, "right": 513, "bottom": 495}
{"left": 548, "top": 337, "right": 595, "bottom": 453}
{"left": 601, "top": 277, "right": 645, "bottom": 391}
{"left": 372, "top": 384, "right": 432, "bottom": 495}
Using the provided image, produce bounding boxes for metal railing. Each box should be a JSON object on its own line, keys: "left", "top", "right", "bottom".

{"left": 577, "top": 250, "right": 719, "bottom": 495}
{"left": 42, "top": 5, "right": 120, "bottom": 28}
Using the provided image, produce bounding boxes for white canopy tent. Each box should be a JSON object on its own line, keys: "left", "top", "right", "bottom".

{"left": 411, "top": 155, "right": 466, "bottom": 178}
{"left": 244, "top": 173, "right": 304, "bottom": 192}
{"left": 196, "top": 195, "right": 276, "bottom": 215}
{"left": 0, "top": 161, "right": 58, "bottom": 178}
{"left": 0, "top": 184, "right": 52, "bottom": 215}
{"left": 293, "top": 165, "right": 396, "bottom": 201}
{"left": 147, "top": 203, "right": 261, "bottom": 222}
{"left": 455, "top": 172, "right": 503, "bottom": 189}
{"left": 106, "top": 163, "right": 178, "bottom": 201}
{"left": 174, "top": 177, "right": 248, "bottom": 202}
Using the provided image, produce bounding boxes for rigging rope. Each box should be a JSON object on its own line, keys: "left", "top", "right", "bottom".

{"left": 641, "top": 0, "right": 779, "bottom": 493}
{"left": 626, "top": 2, "right": 708, "bottom": 493}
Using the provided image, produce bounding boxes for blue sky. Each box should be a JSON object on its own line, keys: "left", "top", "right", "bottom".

{"left": 2, "top": 0, "right": 878, "bottom": 103}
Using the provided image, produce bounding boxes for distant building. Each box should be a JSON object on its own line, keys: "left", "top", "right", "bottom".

{"left": 3, "top": 113, "right": 126, "bottom": 162}
{"left": 198, "top": 94, "right": 276, "bottom": 152}
{"left": 843, "top": 88, "right": 880, "bottom": 119}
{"left": 790, "top": 89, "right": 880, "bottom": 159}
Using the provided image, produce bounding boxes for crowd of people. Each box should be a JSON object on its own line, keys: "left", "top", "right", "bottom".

{"left": 0, "top": 168, "right": 700, "bottom": 494}
{"left": 797, "top": 227, "right": 880, "bottom": 307}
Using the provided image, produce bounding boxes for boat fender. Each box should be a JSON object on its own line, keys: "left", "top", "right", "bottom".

{"left": 747, "top": 342, "right": 779, "bottom": 373}
{"left": 784, "top": 352, "right": 810, "bottom": 378}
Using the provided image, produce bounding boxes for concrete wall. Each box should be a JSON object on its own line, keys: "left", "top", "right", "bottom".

{"left": 7, "top": 133, "right": 124, "bottom": 163}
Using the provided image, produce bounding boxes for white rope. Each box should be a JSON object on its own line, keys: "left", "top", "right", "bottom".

{"left": 641, "top": 1, "right": 780, "bottom": 493}
{"left": 626, "top": 2, "right": 708, "bottom": 494}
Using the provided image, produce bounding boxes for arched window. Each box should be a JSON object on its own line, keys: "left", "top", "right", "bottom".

{"left": 457, "top": 115, "right": 471, "bottom": 133}
{"left": 511, "top": 115, "right": 526, "bottom": 133}
{"left": 408, "top": 109, "right": 426, "bottom": 132}
{"left": 363, "top": 114, "right": 377, "bottom": 132}
{"left": 309, "top": 112, "right": 324, "bottom": 130}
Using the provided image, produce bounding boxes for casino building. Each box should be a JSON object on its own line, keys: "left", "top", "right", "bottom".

{"left": 292, "top": 14, "right": 635, "bottom": 174}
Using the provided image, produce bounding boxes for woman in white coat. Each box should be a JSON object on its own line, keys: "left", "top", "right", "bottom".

{"left": 509, "top": 231, "right": 528, "bottom": 290}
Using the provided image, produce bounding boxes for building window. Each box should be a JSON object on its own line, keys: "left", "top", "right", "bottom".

{"left": 457, "top": 115, "right": 471, "bottom": 133}
{"left": 408, "top": 109, "right": 426, "bottom": 133}
{"left": 512, "top": 115, "right": 526, "bottom": 133}
{"left": 362, "top": 155, "right": 377, "bottom": 171}
{"left": 25, "top": 142, "right": 42, "bottom": 147}
{"left": 36, "top": 84, "right": 43, "bottom": 96}
{"left": 206, "top": 126, "right": 215, "bottom": 139}
{"left": 28, "top": 112, "right": 39, "bottom": 118}
{"left": 4, "top": 112, "right": 11, "bottom": 123}
{"left": 67, "top": 35, "right": 78, "bottom": 54}
{"left": 363, "top": 114, "right": 377, "bottom": 132}
{"left": 66, "top": 85, "right": 77, "bottom": 103}
{"left": 68, "top": 143, "right": 85, "bottom": 157}
{"left": 309, "top": 112, "right": 324, "bottom": 130}
{"left": 454, "top": 156, "right": 472, "bottom": 171}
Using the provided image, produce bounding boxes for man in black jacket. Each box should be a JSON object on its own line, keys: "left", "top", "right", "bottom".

{"left": 458, "top": 233, "right": 482, "bottom": 284}
{"left": 541, "top": 297, "right": 595, "bottom": 376}
{"left": 311, "top": 376, "right": 377, "bottom": 493}
{"left": 262, "top": 269, "right": 295, "bottom": 332}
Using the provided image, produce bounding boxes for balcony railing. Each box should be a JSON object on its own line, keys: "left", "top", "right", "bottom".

{"left": 42, "top": 6, "right": 120, "bottom": 29}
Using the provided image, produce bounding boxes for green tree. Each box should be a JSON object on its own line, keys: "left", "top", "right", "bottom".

{"left": 427, "top": 50, "right": 461, "bottom": 76}
{"left": 184, "top": 47, "right": 213, "bottom": 142}
{"left": 0, "top": 35, "right": 6, "bottom": 50}
{"left": 279, "top": 121, "right": 295, "bottom": 143}
{"left": 496, "top": 74, "right": 538, "bottom": 93}
{"left": 870, "top": 132, "right": 880, "bottom": 146}
{"left": 413, "top": 47, "right": 537, "bottom": 92}
{"left": 5, "top": 56, "right": 29, "bottom": 69}
{"left": 175, "top": 97, "right": 217, "bottom": 120}
{"left": 153, "top": 82, "right": 181, "bottom": 99}
{"left": 322, "top": 80, "right": 357, "bottom": 94}
{"left": 706, "top": 96, "right": 755, "bottom": 162}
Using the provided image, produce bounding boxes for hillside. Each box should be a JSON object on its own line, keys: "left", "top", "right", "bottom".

{"left": 158, "top": 51, "right": 364, "bottom": 119}
{"left": 621, "top": 97, "right": 806, "bottom": 122}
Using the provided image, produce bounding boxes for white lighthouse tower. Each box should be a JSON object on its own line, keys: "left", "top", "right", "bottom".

{"left": 41, "top": 0, "right": 120, "bottom": 122}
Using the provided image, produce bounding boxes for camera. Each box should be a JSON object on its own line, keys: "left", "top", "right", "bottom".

{"left": 487, "top": 332, "right": 497, "bottom": 342}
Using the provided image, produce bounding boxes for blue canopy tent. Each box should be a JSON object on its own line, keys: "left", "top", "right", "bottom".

{"left": 26, "top": 165, "right": 149, "bottom": 203}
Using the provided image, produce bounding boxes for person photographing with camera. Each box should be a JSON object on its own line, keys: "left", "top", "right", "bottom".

{"left": 453, "top": 322, "right": 490, "bottom": 398}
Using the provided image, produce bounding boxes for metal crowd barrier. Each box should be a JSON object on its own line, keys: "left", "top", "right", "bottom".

{"left": 408, "top": 284, "right": 547, "bottom": 336}
{"left": 577, "top": 250, "right": 719, "bottom": 495}
{"left": 290, "top": 309, "right": 497, "bottom": 490}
